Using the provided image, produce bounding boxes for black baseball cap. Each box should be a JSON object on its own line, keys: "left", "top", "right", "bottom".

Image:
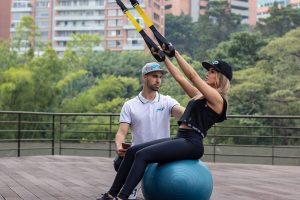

{"left": 202, "top": 60, "right": 233, "bottom": 81}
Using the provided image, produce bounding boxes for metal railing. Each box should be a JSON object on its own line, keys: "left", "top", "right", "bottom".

{"left": 0, "top": 111, "right": 299, "bottom": 165}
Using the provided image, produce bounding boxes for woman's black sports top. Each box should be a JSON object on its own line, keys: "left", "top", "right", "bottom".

{"left": 178, "top": 97, "right": 227, "bottom": 138}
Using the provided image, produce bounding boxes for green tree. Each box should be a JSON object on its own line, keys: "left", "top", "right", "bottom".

{"left": 90, "top": 51, "right": 154, "bottom": 77}
{"left": 12, "top": 15, "right": 41, "bottom": 58}
{"left": 257, "top": 28, "right": 300, "bottom": 115}
{"left": 0, "top": 39, "right": 18, "bottom": 70}
{"left": 61, "top": 75, "right": 139, "bottom": 113}
{"left": 208, "top": 31, "right": 267, "bottom": 70}
{"left": 64, "top": 33, "right": 101, "bottom": 76}
{"left": 56, "top": 69, "right": 89, "bottom": 100}
{"left": 28, "top": 48, "right": 65, "bottom": 111}
{"left": 165, "top": 14, "right": 198, "bottom": 57}
{"left": 0, "top": 66, "right": 34, "bottom": 111}
{"left": 230, "top": 28, "right": 300, "bottom": 115}
{"left": 229, "top": 68, "right": 273, "bottom": 115}
{"left": 194, "top": 0, "right": 243, "bottom": 60}
{"left": 256, "top": 5, "right": 300, "bottom": 38}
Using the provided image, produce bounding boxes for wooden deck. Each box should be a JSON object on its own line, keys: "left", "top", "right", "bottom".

{"left": 0, "top": 156, "right": 299, "bottom": 200}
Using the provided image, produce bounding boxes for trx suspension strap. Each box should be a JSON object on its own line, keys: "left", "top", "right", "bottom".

{"left": 129, "top": 0, "right": 175, "bottom": 57}
{"left": 116, "top": 0, "right": 165, "bottom": 62}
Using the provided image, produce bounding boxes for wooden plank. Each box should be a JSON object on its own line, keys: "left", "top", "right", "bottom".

{"left": 0, "top": 156, "right": 300, "bottom": 200}
{"left": 209, "top": 162, "right": 300, "bottom": 200}
{"left": 13, "top": 172, "right": 57, "bottom": 200}
{"left": 10, "top": 186, "right": 39, "bottom": 200}
{"left": 0, "top": 187, "right": 22, "bottom": 200}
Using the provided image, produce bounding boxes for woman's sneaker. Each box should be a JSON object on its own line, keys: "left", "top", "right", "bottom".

{"left": 96, "top": 192, "right": 114, "bottom": 200}
{"left": 128, "top": 188, "right": 138, "bottom": 200}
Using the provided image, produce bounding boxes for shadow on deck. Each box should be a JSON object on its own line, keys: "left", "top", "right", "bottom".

{"left": 0, "top": 156, "right": 299, "bottom": 200}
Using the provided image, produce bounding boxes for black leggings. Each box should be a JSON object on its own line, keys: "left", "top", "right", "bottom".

{"left": 108, "top": 128, "right": 204, "bottom": 199}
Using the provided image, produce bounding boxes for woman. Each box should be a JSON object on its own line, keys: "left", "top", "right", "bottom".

{"left": 97, "top": 51, "right": 232, "bottom": 200}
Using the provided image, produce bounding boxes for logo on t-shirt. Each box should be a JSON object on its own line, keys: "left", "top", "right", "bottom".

{"left": 156, "top": 106, "right": 165, "bottom": 112}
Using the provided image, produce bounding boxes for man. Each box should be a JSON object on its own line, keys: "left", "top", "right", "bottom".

{"left": 113, "top": 62, "right": 184, "bottom": 199}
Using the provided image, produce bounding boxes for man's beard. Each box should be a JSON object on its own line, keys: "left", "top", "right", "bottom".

{"left": 149, "top": 85, "right": 159, "bottom": 91}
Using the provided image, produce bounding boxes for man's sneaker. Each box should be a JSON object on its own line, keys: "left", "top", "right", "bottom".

{"left": 128, "top": 188, "right": 138, "bottom": 200}
{"left": 96, "top": 192, "right": 114, "bottom": 200}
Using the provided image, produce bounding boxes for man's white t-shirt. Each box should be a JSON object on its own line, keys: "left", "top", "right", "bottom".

{"left": 120, "top": 92, "right": 179, "bottom": 146}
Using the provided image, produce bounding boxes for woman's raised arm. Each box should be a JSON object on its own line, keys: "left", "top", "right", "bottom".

{"left": 164, "top": 57, "right": 199, "bottom": 98}
{"left": 174, "top": 51, "right": 223, "bottom": 108}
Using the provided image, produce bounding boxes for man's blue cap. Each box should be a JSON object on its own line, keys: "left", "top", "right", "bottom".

{"left": 142, "top": 62, "right": 168, "bottom": 75}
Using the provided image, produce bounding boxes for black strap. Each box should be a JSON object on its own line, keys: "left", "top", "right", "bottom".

{"left": 116, "top": 0, "right": 165, "bottom": 62}
{"left": 140, "top": 30, "right": 165, "bottom": 62}
{"left": 129, "top": 0, "right": 175, "bottom": 58}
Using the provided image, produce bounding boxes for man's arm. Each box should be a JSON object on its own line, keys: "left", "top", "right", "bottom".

{"left": 115, "top": 122, "right": 130, "bottom": 157}
{"left": 171, "top": 104, "right": 185, "bottom": 120}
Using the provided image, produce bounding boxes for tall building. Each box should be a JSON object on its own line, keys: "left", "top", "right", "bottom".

{"left": 165, "top": 0, "right": 257, "bottom": 26}
{"left": 7, "top": 0, "right": 165, "bottom": 53}
{"left": 10, "top": 0, "right": 52, "bottom": 52}
{"left": 164, "top": 0, "right": 209, "bottom": 22}
{"left": 290, "top": 0, "right": 300, "bottom": 8}
{"left": 53, "top": 0, "right": 164, "bottom": 53}
{"left": 11, "top": 0, "right": 35, "bottom": 38}
{"left": 53, "top": 0, "right": 106, "bottom": 52}
{"left": 35, "top": 0, "right": 53, "bottom": 43}
{"left": 199, "top": 0, "right": 207, "bottom": 16}
{"left": 230, "top": 0, "right": 257, "bottom": 26}
{"left": 257, "top": 0, "right": 300, "bottom": 20}
{"left": 165, "top": 0, "right": 190, "bottom": 16}
{"left": 165, "top": 0, "right": 198, "bottom": 22}
{"left": 0, "top": 0, "right": 12, "bottom": 39}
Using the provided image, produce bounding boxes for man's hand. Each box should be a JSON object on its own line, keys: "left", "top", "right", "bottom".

{"left": 115, "top": 123, "right": 130, "bottom": 157}
{"left": 116, "top": 142, "right": 131, "bottom": 157}
{"left": 116, "top": 146, "right": 127, "bottom": 157}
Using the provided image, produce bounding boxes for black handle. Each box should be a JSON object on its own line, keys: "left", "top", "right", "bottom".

{"left": 129, "top": 0, "right": 139, "bottom": 6}
{"left": 149, "top": 26, "right": 175, "bottom": 57}
{"left": 140, "top": 30, "right": 165, "bottom": 62}
{"left": 116, "top": 0, "right": 127, "bottom": 12}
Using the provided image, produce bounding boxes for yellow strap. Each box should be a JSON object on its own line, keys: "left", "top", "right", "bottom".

{"left": 124, "top": 10, "right": 143, "bottom": 32}
{"left": 135, "top": 4, "right": 153, "bottom": 27}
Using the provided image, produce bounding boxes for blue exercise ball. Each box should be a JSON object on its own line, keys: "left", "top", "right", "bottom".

{"left": 142, "top": 160, "right": 213, "bottom": 200}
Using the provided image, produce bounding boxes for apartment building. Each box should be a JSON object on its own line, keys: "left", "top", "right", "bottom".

{"left": 230, "top": 0, "right": 257, "bottom": 25}
{"left": 290, "top": 0, "right": 300, "bottom": 8}
{"left": 7, "top": 0, "right": 164, "bottom": 53}
{"left": 164, "top": 0, "right": 190, "bottom": 16}
{"left": 36, "top": 0, "right": 53, "bottom": 43}
{"left": 53, "top": 0, "right": 106, "bottom": 52}
{"left": 165, "top": 0, "right": 257, "bottom": 26}
{"left": 10, "top": 0, "right": 35, "bottom": 38}
{"left": 257, "top": 0, "right": 300, "bottom": 20}
{"left": 164, "top": 0, "right": 202, "bottom": 22}
{"left": 9, "top": 0, "right": 52, "bottom": 52}
{"left": 165, "top": 0, "right": 199, "bottom": 22}
{"left": 0, "top": 0, "right": 12, "bottom": 39}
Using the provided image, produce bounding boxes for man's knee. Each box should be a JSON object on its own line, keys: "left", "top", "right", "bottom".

{"left": 113, "top": 155, "right": 123, "bottom": 171}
